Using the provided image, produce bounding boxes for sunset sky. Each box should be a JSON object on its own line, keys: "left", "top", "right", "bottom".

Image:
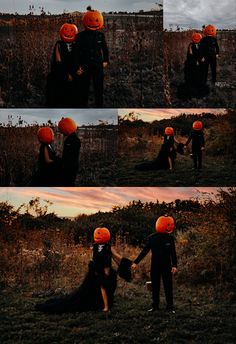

{"left": 0, "top": 187, "right": 221, "bottom": 218}
{"left": 118, "top": 108, "right": 226, "bottom": 122}
{"left": 0, "top": 109, "right": 117, "bottom": 126}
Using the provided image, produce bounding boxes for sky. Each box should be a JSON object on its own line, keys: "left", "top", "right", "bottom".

{"left": 0, "top": 0, "right": 163, "bottom": 14}
{"left": 0, "top": 109, "right": 118, "bottom": 126}
{"left": 118, "top": 108, "right": 226, "bottom": 123}
{"left": 164, "top": 0, "right": 236, "bottom": 30}
{"left": 0, "top": 187, "right": 220, "bottom": 218}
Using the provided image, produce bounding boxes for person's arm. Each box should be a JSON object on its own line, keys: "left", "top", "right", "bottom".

{"left": 185, "top": 133, "right": 192, "bottom": 146}
{"left": 111, "top": 246, "right": 122, "bottom": 264}
{"left": 170, "top": 236, "right": 177, "bottom": 273}
{"left": 44, "top": 146, "right": 54, "bottom": 164}
{"left": 55, "top": 42, "right": 62, "bottom": 63}
{"left": 101, "top": 33, "right": 109, "bottom": 66}
{"left": 133, "top": 240, "right": 151, "bottom": 265}
{"left": 215, "top": 38, "right": 219, "bottom": 55}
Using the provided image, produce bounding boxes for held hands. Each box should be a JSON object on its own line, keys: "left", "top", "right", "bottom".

{"left": 171, "top": 267, "right": 177, "bottom": 274}
{"left": 131, "top": 263, "right": 137, "bottom": 270}
{"left": 103, "top": 62, "right": 108, "bottom": 69}
{"left": 201, "top": 147, "right": 205, "bottom": 151}
{"left": 76, "top": 67, "right": 84, "bottom": 76}
{"left": 68, "top": 74, "right": 73, "bottom": 82}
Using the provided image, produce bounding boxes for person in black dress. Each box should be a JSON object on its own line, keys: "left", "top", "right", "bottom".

{"left": 32, "top": 127, "right": 61, "bottom": 186}
{"left": 46, "top": 22, "right": 78, "bottom": 107}
{"left": 184, "top": 32, "right": 204, "bottom": 88}
{"left": 132, "top": 216, "right": 177, "bottom": 312}
{"left": 58, "top": 117, "right": 81, "bottom": 186}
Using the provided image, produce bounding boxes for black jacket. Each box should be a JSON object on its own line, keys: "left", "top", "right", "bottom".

{"left": 74, "top": 30, "right": 109, "bottom": 70}
{"left": 186, "top": 130, "right": 205, "bottom": 150}
{"left": 62, "top": 132, "right": 81, "bottom": 172}
{"left": 134, "top": 232, "right": 177, "bottom": 269}
{"left": 200, "top": 36, "right": 219, "bottom": 58}
{"left": 187, "top": 42, "right": 202, "bottom": 64}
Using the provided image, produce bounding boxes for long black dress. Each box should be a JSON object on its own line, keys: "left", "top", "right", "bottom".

{"left": 135, "top": 137, "right": 184, "bottom": 171}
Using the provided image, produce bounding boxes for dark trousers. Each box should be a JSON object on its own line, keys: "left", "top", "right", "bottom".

{"left": 62, "top": 168, "right": 78, "bottom": 186}
{"left": 151, "top": 266, "right": 173, "bottom": 309}
{"left": 203, "top": 56, "right": 217, "bottom": 83}
{"left": 77, "top": 67, "right": 104, "bottom": 107}
{"left": 192, "top": 149, "right": 202, "bottom": 169}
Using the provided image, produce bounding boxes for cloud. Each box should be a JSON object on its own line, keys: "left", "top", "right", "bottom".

{"left": 0, "top": 187, "right": 219, "bottom": 217}
{"left": 118, "top": 108, "right": 227, "bottom": 122}
{"left": 0, "top": 109, "right": 118, "bottom": 126}
{"left": 164, "top": 0, "right": 236, "bottom": 29}
{"left": 1, "top": 0, "right": 162, "bottom": 14}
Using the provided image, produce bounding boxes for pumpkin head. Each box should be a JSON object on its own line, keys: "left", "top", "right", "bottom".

{"left": 59, "top": 23, "right": 78, "bottom": 43}
{"left": 58, "top": 118, "right": 77, "bottom": 136}
{"left": 204, "top": 25, "right": 217, "bottom": 37}
{"left": 82, "top": 9, "right": 104, "bottom": 31}
{"left": 155, "top": 216, "right": 174, "bottom": 234}
{"left": 165, "top": 127, "right": 174, "bottom": 136}
{"left": 192, "top": 32, "right": 202, "bottom": 43}
{"left": 37, "top": 127, "right": 54, "bottom": 144}
{"left": 192, "top": 120, "right": 203, "bottom": 130}
{"left": 94, "top": 227, "right": 111, "bottom": 244}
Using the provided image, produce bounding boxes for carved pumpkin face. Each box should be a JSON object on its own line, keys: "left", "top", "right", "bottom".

{"left": 58, "top": 118, "right": 77, "bottom": 136}
{"left": 37, "top": 127, "right": 54, "bottom": 144}
{"left": 82, "top": 10, "right": 104, "bottom": 31}
{"left": 155, "top": 216, "right": 174, "bottom": 234}
{"left": 192, "top": 120, "right": 203, "bottom": 130}
{"left": 204, "top": 25, "right": 217, "bottom": 37}
{"left": 165, "top": 127, "right": 174, "bottom": 136}
{"left": 192, "top": 32, "right": 202, "bottom": 43}
{"left": 60, "top": 23, "right": 78, "bottom": 43}
{"left": 94, "top": 227, "right": 111, "bottom": 244}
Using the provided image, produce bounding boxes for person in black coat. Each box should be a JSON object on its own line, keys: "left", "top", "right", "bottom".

{"left": 185, "top": 120, "right": 205, "bottom": 170}
{"left": 132, "top": 216, "right": 177, "bottom": 312}
{"left": 32, "top": 127, "right": 61, "bottom": 186}
{"left": 46, "top": 23, "right": 78, "bottom": 107}
{"left": 58, "top": 118, "right": 81, "bottom": 186}
{"left": 200, "top": 25, "right": 219, "bottom": 84}
{"left": 73, "top": 7, "right": 109, "bottom": 107}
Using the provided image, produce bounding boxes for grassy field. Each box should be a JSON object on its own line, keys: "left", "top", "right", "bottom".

{"left": 164, "top": 31, "right": 236, "bottom": 107}
{"left": 0, "top": 13, "right": 163, "bottom": 108}
{"left": 1, "top": 285, "right": 235, "bottom": 344}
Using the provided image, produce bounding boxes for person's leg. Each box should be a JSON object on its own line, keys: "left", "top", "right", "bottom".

{"left": 151, "top": 268, "right": 161, "bottom": 309}
{"left": 198, "top": 149, "right": 202, "bottom": 169}
{"left": 101, "top": 286, "right": 109, "bottom": 312}
{"left": 162, "top": 267, "right": 173, "bottom": 310}
{"left": 192, "top": 150, "right": 198, "bottom": 169}
{"left": 203, "top": 59, "right": 209, "bottom": 84}
{"left": 210, "top": 56, "right": 217, "bottom": 83}
{"left": 93, "top": 67, "right": 104, "bottom": 107}
{"left": 77, "top": 70, "right": 90, "bottom": 107}
{"left": 168, "top": 156, "right": 173, "bottom": 170}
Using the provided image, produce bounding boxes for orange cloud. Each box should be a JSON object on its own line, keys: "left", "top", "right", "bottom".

{"left": 0, "top": 187, "right": 220, "bottom": 217}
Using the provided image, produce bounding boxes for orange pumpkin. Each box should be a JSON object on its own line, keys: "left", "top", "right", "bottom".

{"left": 204, "top": 25, "right": 217, "bottom": 37}
{"left": 155, "top": 216, "right": 174, "bottom": 234}
{"left": 165, "top": 127, "right": 174, "bottom": 135}
{"left": 58, "top": 118, "right": 77, "bottom": 136}
{"left": 82, "top": 9, "right": 104, "bottom": 31}
{"left": 59, "top": 23, "right": 78, "bottom": 43}
{"left": 192, "top": 32, "right": 202, "bottom": 43}
{"left": 192, "top": 120, "right": 203, "bottom": 130}
{"left": 94, "top": 227, "right": 111, "bottom": 244}
{"left": 37, "top": 127, "right": 54, "bottom": 144}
